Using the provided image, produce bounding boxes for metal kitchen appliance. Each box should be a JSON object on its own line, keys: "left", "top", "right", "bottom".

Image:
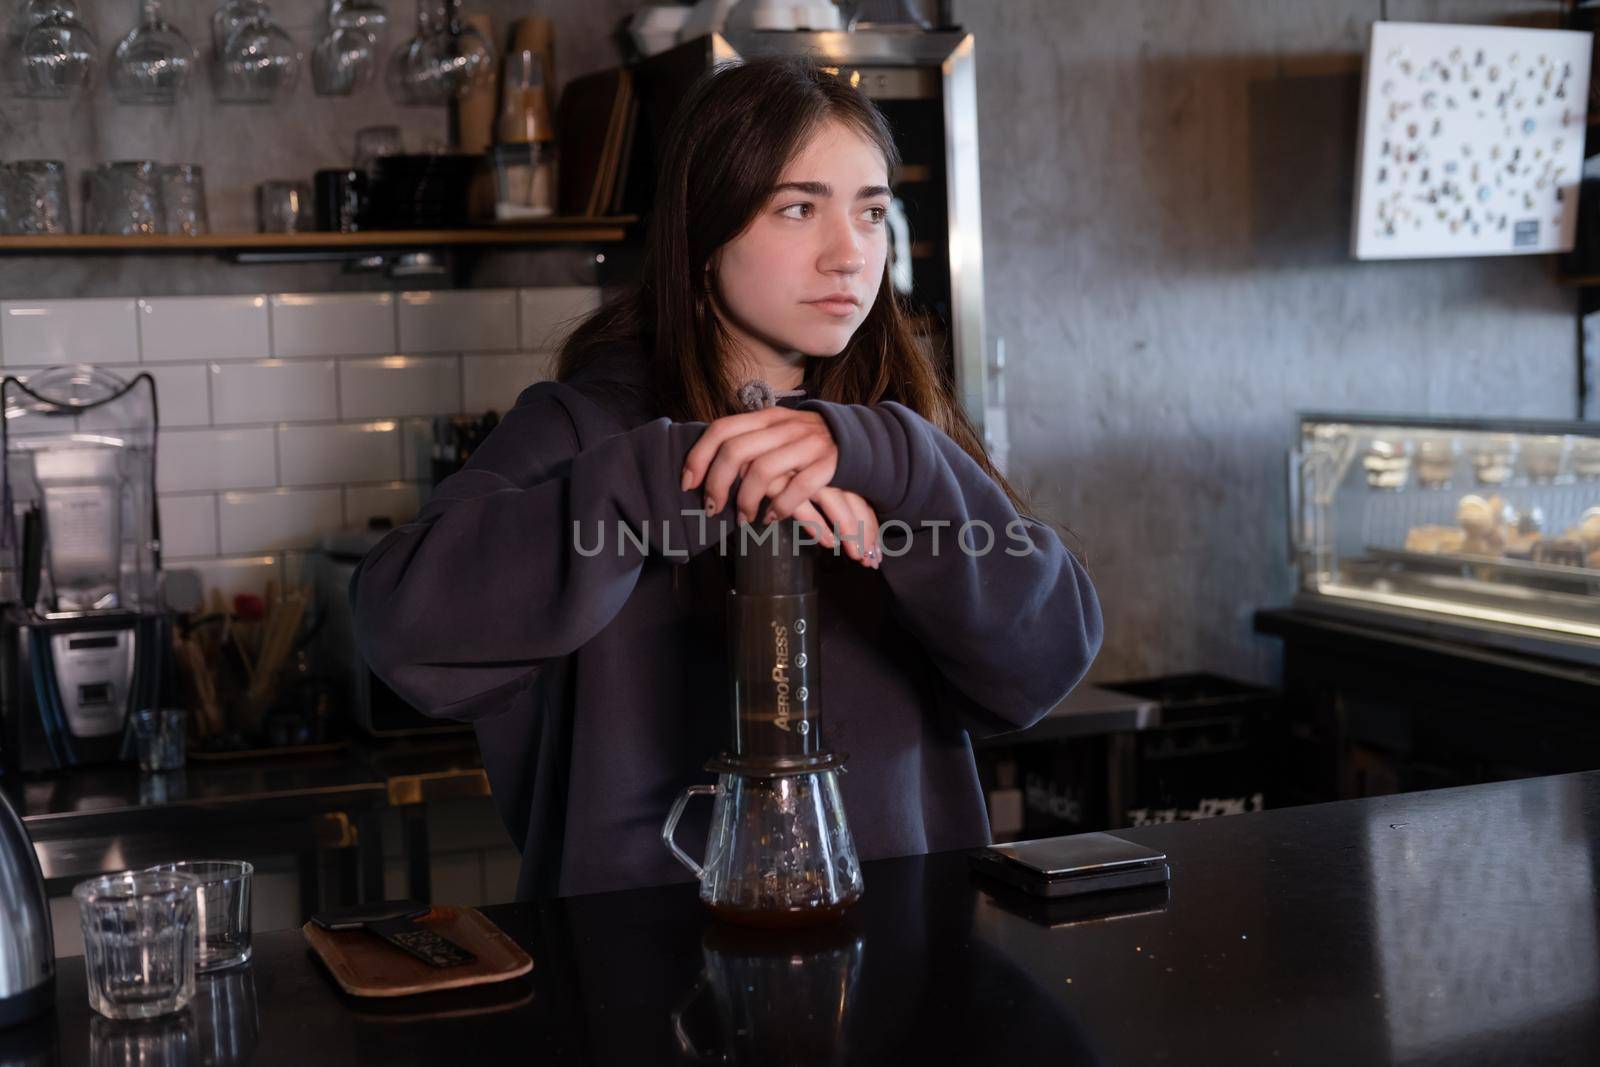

{"left": 662, "top": 517, "right": 864, "bottom": 926}
{"left": 0, "top": 365, "right": 167, "bottom": 774}
{"left": 0, "top": 782, "right": 54, "bottom": 1027}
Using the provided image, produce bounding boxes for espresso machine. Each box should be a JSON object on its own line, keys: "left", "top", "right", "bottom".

{"left": 662, "top": 495, "right": 864, "bottom": 925}
{"left": 0, "top": 366, "right": 166, "bottom": 775}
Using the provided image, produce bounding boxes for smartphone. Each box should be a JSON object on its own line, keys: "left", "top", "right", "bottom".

{"left": 970, "top": 832, "right": 1169, "bottom": 898}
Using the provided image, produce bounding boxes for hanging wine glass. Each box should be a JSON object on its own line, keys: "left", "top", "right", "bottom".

{"left": 312, "top": 0, "right": 384, "bottom": 95}
{"left": 215, "top": 5, "right": 299, "bottom": 102}
{"left": 385, "top": 0, "right": 487, "bottom": 106}
{"left": 433, "top": 0, "right": 489, "bottom": 97}
{"left": 15, "top": 10, "right": 96, "bottom": 97}
{"left": 109, "top": 0, "right": 195, "bottom": 104}
{"left": 209, "top": 0, "right": 264, "bottom": 54}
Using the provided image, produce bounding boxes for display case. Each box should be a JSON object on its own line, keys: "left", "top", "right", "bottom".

{"left": 1290, "top": 412, "right": 1600, "bottom": 664}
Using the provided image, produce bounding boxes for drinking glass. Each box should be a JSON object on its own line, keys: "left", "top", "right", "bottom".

{"left": 110, "top": 0, "right": 196, "bottom": 104}
{"left": 208, "top": 0, "right": 263, "bottom": 54}
{"left": 74, "top": 870, "right": 200, "bottom": 1020}
{"left": 145, "top": 860, "right": 252, "bottom": 972}
{"left": 15, "top": 9, "right": 96, "bottom": 97}
{"left": 5, "top": 160, "right": 70, "bottom": 234}
{"left": 159, "top": 163, "right": 208, "bottom": 235}
{"left": 257, "top": 180, "right": 310, "bottom": 232}
{"left": 214, "top": 4, "right": 299, "bottom": 102}
{"left": 312, "top": 0, "right": 384, "bottom": 95}
{"left": 86, "top": 160, "right": 162, "bottom": 234}
{"left": 353, "top": 124, "right": 401, "bottom": 173}
{"left": 385, "top": 0, "right": 487, "bottom": 105}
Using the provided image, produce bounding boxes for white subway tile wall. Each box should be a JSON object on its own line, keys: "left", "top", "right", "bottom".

{"left": 0, "top": 287, "right": 594, "bottom": 599}
{"left": 137, "top": 295, "right": 270, "bottom": 362}
{"left": 337, "top": 356, "right": 462, "bottom": 420}
{"left": 1, "top": 299, "right": 140, "bottom": 366}
{"left": 209, "top": 359, "right": 339, "bottom": 425}
{"left": 397, "top": 289, "right": 518, "bottom": 354}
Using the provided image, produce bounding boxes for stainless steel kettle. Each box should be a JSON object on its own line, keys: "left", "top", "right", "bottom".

{"left": 0, "top": 787, "right": 53, "bottom": 1027}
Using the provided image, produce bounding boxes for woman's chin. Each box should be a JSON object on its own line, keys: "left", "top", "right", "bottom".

{"left": 790, "top": 325, "right": 861, "bottom": 358}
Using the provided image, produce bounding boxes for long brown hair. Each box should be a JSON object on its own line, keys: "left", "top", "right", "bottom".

{"left": 557, "top": 56, "right": 1025, "bottom": 512}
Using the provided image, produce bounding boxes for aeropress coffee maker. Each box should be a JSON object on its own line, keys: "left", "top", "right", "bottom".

{"left": 662, "top": 384, "right": 864, "bottom": 926}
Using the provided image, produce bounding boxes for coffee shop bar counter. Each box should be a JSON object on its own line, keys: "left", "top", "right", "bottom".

{"left": 6, "top": 768, "right": 1598, "bottom": 1065}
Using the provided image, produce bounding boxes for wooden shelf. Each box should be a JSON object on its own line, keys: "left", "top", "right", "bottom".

{"left": 0, "top": 217, "right": 637, "bottom": 253}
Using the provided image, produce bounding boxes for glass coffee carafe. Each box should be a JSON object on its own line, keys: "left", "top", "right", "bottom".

{"left": 662, "top": 520, "right": 863, "bottom": 926}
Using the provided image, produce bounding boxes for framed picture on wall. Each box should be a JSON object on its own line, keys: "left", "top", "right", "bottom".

{"left": 1351, "top": 21, "right": 1592, "bottom": 260}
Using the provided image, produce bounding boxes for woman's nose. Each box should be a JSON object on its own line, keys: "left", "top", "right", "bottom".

{"left": 819, "top": 216, "right": 866, "bottom": 276}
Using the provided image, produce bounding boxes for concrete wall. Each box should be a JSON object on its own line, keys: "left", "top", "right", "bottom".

{"left": 0, "top": 0, "right": 1580, "bottom": 685}
{"left": 953, "top": 0, "right": 1579, "bottom": 685}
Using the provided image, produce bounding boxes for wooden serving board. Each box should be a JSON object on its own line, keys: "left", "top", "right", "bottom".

{"left": 302, "top": 906, "right": 533, "bottom": 998}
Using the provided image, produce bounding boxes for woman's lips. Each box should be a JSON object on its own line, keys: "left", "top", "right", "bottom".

{"left": 806, "top": 298, "right": 858, "bottom": 317}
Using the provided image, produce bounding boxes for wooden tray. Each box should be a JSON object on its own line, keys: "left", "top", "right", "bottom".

{"left": 302, "top": 906, "right": 533, "bottom": 998}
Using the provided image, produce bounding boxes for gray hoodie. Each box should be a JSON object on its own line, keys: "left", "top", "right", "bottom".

{"left": 351, "top": 345, "right": 1102, "bottom": 898}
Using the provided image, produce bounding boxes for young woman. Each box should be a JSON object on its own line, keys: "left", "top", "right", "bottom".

{"left": 352, "top": 57, "right": 1102, "bottom": 899}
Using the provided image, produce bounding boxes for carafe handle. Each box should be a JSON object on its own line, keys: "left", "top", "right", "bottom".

{"left": 662, "top": 783, "right": 717, "bottom": 880}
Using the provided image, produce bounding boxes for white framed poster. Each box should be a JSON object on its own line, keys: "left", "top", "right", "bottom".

{"left": 1351, "top": 21, "right": 1592, "bottom": 260}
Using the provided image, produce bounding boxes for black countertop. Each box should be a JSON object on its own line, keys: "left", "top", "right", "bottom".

{"left": 4, "top": 736, "right": 485, "bottom": 840}
{"left": 11, "top": 769, "right": 1600, "bottom": 1065}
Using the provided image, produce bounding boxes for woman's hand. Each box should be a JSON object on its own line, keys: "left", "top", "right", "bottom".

{"left": 681, "top": 407, "right": 880, "bottom": 568}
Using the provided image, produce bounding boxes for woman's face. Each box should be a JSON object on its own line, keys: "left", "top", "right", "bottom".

{"left": 711, "top": 119, "right": 892, "bottom": 364}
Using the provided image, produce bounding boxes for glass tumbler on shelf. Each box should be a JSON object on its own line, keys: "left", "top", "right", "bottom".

{"left": 5, "top": 160, "right": 70, "bottom": 234}
{"left": 14, "top": 8, "right": 97, "bottom": 98}
{"left": 110, "top": 0, "right": 196, "bottom": 104}
{"left": 159, "top": 163, "right": 208, "bottom": 235}
{"left": 257, "top": 180, "right": 310, "bottom": 232}
{"left": 353, "top": 124, "right": 401, "bottom": 173}
{"left": 145, "top": 860, "right": 253, "bottom": 972}
{"left": 74, "top": 870, "right": 200, "bottom": 1020}
{"left": 85, "top": 160, "right": 163, "bottom": 235}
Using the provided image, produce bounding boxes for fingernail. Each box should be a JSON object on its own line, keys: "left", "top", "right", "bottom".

{"left": 704, "top": 496, "right": 716, "bottom": 515}
{"left": 762, "top": 509, "right": 776, "bottom": 525}
{"left": 681, "top": 468, "right": 692, "bottom": 491}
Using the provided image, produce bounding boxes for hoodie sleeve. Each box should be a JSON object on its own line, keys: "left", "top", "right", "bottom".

{"left": 799, "top": 398, "right": 1103, "bottom": 738}
{"left": 351, "top": 381, "right": 726, "bottom": 722}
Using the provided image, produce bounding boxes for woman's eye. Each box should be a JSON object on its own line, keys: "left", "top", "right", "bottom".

{"left": 863, "top": 206, "right": 888, "bottom": 224}
{"left": 779, "top": 203, "right": 813, "bottom": 220}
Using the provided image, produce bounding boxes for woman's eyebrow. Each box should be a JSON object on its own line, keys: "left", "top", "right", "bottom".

{"left": 772, "top": 181, "right": 892, "bottom": 199}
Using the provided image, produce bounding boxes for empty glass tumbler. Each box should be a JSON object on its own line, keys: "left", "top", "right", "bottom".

{"left": 257, "top": 180, "right": 310, "bottom": 232}
{"left": 74, "top": 870, "right": 200, "bottom": 1020}
{"left": 87, "top": 160, "right": 162, "bottom": 234}
{"left": 159, "top": 163, "right": 208, "bottom": 235}
{"left": 146, "top": 860, "right": 252, "bottom": 972}
{"left": 4, "top": 160, "right": 71, "bottom": 233}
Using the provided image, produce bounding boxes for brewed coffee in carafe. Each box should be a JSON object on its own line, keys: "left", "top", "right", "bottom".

{"left": 663, "top": 519, "right": 864, "bottom": 926}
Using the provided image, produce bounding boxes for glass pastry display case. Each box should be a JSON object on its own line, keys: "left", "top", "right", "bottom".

{"left": 1290, "top": 412, "right": 1600, "bottom": 664}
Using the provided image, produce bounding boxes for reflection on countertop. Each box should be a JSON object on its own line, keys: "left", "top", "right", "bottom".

{"left": 11, "top": 770, "right": 1600, "bottom": 1064}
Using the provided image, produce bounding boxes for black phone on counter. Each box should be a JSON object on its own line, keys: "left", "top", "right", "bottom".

{"left": 970, "top": 832, "right": 1170, "bottom": 898}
